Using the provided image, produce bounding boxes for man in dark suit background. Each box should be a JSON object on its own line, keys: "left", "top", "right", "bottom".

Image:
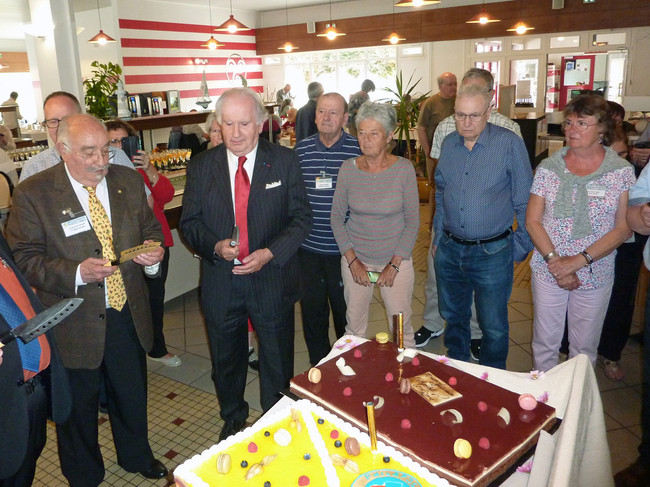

{"left": 7, "top": 114, "right": 167, "bottom": 486}
{"left": 180, "top": 88, "right": 312, "bottom": 441}
{"left": 295, "top": 81, "right": 324, "bottom": 143}
{"left": 0, "top": 232, "right": 71, "bottom": 487}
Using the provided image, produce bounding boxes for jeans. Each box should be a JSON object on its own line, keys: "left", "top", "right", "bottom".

{"left": 435, "top": 232, "right": 513, "bottom": 369}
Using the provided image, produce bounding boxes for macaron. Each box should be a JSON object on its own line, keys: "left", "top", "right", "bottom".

{"left": 274, "top": 428, "right": 292, "bottom": 447}
{"left": 344, "top": 437, "right": 361, "bottom": 456}
{"left": 376, "top": 332, "right": 389, "bottom": 344}
{"left": 216, "top": 453, "right": 231, "bottom": 474}
{"left": 308, "top": 367, "right": 321, "bottom": 384}
{"left": 518, "top": 393, "right": 538, "bottom": 411}
{"left": 454, "top": 438, "right": 472, "bottom": 459}
{"left": 399, "top": 378, "right": 411, "bottom": 394}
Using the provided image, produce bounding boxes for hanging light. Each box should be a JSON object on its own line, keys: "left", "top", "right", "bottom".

{"left": 466, "top": 1, "right": 500, "bottom": 24}
{"left": 507, "top": 21, "right": 534, "bottom": 34}
{"left": 317, "top": 23, "right": 345, "bottom": 39}
{"left": 506, "top": 1, "right": 534, "bottom": 34}
{"left": 278, "top": 0, "right": 298, "bottom": 51}
{"left": 317, "top": 0, "right": 345, "bottom": 39}
{"left": 382, "top": 0, "right": 405, "bottom": 44}
{"left": 394, "top": 0, "right": 440, "bottom": 6}
{"left": 215, "top": 0, "right": 251, "bottom": 32}
{"left": 202, "top": 0, "right": 226, "bottom": 49}
{"left": 87, "top": 0, "right": 116, "bottom": 44}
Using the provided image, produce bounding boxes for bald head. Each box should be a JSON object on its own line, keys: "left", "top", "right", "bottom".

{"left": 57, "top": 114, "right": 110, "bottom": 187}
{"left": 437, "top": 72, "right": 458, "bottom": 99}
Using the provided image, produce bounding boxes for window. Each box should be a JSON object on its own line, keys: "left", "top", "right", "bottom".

{"left": 474, "top": 40, "right": 502, "bottom": 53}
{"left": 592, "top": 32, "right": 626, "bottom": 47}
{"left": 510, "top": 59, "right": 539, "bottom": 107}
{"left": 512, "top": 37, "right": 541, "bottom": 51}
{"left": 284, "top": 47, "right": 397, "bottom": 107}
{"left": 550, "top": 35, "right": 580, "bottom": 49}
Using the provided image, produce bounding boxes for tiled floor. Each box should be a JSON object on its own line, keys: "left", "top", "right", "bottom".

{"left": 32, "top": 203, "right": 645, "bottom": 486}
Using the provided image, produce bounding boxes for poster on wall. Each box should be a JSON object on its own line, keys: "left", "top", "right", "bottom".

{"left": 166, "top": 91, "right": 180, "bottom": 113}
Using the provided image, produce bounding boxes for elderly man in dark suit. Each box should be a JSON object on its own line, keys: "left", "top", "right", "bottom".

{"left": 7, "top": 114, "right": 167, "bottom": 487}
{"left": 0, "top": 232, "right": 71, "bottom": 487}
{"left": 180, "top": 87, "right": 312, "bottom": 442}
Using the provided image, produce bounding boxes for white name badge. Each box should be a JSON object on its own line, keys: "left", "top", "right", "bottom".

{"left": 61, "top": 215, "right": 91, "bottom": 237}
{"left": 315, "top": 177, "right": 333, "bottom": 189}
{"left": 587, "top": 184, "right": 606, "bottom": 198}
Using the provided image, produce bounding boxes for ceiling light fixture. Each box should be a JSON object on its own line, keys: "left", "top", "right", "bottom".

{"left": 394, "top": 0, "right": 440, "bottom": 7}
{"left": 383, "top": 0, "right": 405, "bottom": 44}
{"left": 506, "top": 1, "right": 534, "bottom": 34}
{"left": 278, "top": 0, "right": 299, "bottom": 52}
{"left": 466, "top": 1, "right": 500, "bottom": 24}
{"left": 317, "top": 0, "right": 345, "bottom": 39}
{"left": 202, "top": 0, "right": 226, "bottom": 49}
{"left": 87, "top": 0, "right": 117, "bottom": 44}
{"left": 215, "top": 0, "right": 251, "bottom": 32}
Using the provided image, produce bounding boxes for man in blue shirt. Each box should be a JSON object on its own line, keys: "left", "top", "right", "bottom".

{"left": 295, "top": 93, "right": 362, "bottom": 365}
{"left": 433, "top": 83, "right": 533, "bottom": 369}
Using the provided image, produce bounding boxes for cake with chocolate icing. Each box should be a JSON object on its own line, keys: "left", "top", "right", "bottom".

{"left": 290, "top": 340, "right": 556, "bottom": 487}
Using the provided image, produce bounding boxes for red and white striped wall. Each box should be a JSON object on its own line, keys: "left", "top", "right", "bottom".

{"left": 118, "top": 18, "right": 263, "bottom": 111}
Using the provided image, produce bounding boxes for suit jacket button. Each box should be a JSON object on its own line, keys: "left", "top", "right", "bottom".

{"left": 99, "top": 314, "right": 105, "bottom": 320}
{"left": 95, "top": 249, "right": 101, "bottom": 255}
{"left": 17, "top": 379, "right": 25, "bottom": 386}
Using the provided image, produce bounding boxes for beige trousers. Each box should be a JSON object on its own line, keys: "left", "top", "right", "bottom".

{"left": 341, "top": 257, "right": 415, "bottom": 348}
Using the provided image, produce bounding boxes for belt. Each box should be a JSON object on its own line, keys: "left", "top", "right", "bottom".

{"left": 444, "top": 228, "right": 512, "bottom": 246}
{"left": 19, "top": 374, "right": 42, "bottom": 396}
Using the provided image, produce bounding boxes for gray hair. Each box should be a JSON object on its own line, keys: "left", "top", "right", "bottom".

{"left": 57, "top": 114, "right": 106, "bottom": 149}
{"left": 0, "top": 125, "right": 15, "bottom": 150}
{"left": 215, "top": 88, "right": 266, "bottom": 125}
{"left": 462, "top": 68, "right": 494, "bottom": 91}
{"left": 307, "top": 81, "right": 324, "bottom": 100}
{"left": 205, "top": 111, "right": 218, "bottom": 133}
{"left": 456, "top": 83, "right": 493, "bottom": 108}
{"left": 355, "top": 101, "right": 397, "bottom": 135}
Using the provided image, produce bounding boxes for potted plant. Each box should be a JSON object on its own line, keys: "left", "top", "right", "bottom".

{"left": 83, "top": 61, "right": 123, "bottom": 119}
{"left": 383, "top": 71, "right": 430, "bottom": 201}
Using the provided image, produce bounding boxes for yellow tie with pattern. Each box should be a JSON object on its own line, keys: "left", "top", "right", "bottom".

{"left": 84, "top": 186, "right": 126, "bottom": 311}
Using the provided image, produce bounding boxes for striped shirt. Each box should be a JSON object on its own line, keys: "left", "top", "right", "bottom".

{"left": 331, "top": 157, "right": 419, "bottom": 265}
{"left": 433, "top": 123, "right": 533, "bottom": 262}
{"left": 295, "top": 131, "right": 362, "bottom": 254}
{"left": 430, "top": 110, "right": 522, "bottom": 159}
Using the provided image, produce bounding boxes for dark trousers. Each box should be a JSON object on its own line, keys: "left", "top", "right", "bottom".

{"left": 56, "top": 303, "right": 154, "bottom": 487}
{"left": 206, "top": 274, "right": 295, "bottom": 423}
{"left": 598, "top": 236, "right": 647, "bottom": 361}
{"left": 640, "top": 279, "right": 650, "bottom": 462}
{"left": 0, "top": 377, "right": 47, "bottom": 487}
{"left": 298, "top": 249, "right": 347, "bottom": 365}
{"left": 147, "top": 248, "right": 171, "bottom": 358}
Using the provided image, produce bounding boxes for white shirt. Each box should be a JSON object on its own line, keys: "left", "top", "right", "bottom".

{"left": 65, "top": 163, "right": 112, "bottom": 305}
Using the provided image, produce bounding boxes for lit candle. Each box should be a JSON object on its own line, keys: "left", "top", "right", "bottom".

{"left": 366, "top": 402, "right": 378, "bottom": 452}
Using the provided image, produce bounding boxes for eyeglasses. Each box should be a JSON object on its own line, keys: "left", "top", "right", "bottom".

{"left": 617, "top": 150, "right": 629, "bottom": 158}
{"left": 42, "top": 119, "right": 63, "bottom": 129}
{"left": 109, "top": 138, "right": 122, "bottom": 147}
{"left": 453, "top": 106, "right": 490, "bottom": 122}
{"left": 62, "top": 143, "right": 112, "bottom": 164}
{"left": 561, "top": 120, "right": 598, "bottom": 132}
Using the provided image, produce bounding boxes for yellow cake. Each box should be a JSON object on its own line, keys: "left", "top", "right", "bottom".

{"left": 173, "top": 400, "right": 447, "bottom": 487}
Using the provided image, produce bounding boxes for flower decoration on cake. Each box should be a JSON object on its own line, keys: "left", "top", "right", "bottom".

{"left": 516, "top": 459, "right": 533, "bottom": 473}
{"left": 333, "top": 335, "right": 364, "bottom": 351}
{"left": 527, "top": 370, "right": 545, "bottom": 380}
{"left": 435, "top": 355, "right": 450, "bottom": 364}
{"left": 480, "top": 371, "right": 489, "bottom": 381}
{"left": 537, "top": 391, "right": 550, "bottom": 404}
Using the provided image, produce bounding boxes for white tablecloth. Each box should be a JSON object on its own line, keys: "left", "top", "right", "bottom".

{"left": 273, "top": 336, "right": 613, "bottom": 487}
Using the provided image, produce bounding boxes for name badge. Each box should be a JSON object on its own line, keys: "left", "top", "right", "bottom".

{"left": 61, "top": 215, "right": 91, "bottom": 237}
{"left": 587, "top": 184, "right": 606, "bottom": 198}
{"left": 315, "top": 171, "right": 333, "bottom": 189}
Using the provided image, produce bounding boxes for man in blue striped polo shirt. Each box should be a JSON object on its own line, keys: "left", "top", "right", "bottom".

{"left": 295, "top": 93, "right": 362, "bottom": 365}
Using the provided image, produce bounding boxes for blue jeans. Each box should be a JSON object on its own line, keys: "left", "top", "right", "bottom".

{"left": 435, "top": 232, "right": 514, "bottom": 369}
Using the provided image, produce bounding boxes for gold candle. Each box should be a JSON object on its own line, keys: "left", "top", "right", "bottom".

{"left": 366, "top": 402, "right": 378, "bottom": 452}
{"left": 397, "top": 311, "right": 404, "bottom": 350}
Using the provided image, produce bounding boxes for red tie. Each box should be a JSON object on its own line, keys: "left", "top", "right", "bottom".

{"left": 235, "top": 156, "right": 250, "bottom": 259}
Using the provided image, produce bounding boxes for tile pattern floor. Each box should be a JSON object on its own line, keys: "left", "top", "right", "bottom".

{"left": 32, "top": 203, "right": 645, "bottom": 486}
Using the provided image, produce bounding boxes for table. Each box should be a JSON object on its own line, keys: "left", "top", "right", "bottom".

{"left": 270, "top": 336, "right": 613, "bottom": 487}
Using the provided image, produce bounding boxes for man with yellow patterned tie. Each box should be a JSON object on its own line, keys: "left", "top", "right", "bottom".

{"left": 7, "top": 114, "right": 167, "bottom": 487}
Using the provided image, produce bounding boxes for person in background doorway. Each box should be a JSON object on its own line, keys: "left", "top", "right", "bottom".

{"left": 347, "top": 79, "right": 375, "bottom": 138}
{"left": 1, "top": 92, "right": 23, "bottom": 134}
{"left": 296, "top": 82, "right": 324, "bottom": 143}
{"left": 106, "top": 120, "right": 180, "bottom": 368}
{"left": 276, "top": 84, "right": 292, "bottom": 105}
